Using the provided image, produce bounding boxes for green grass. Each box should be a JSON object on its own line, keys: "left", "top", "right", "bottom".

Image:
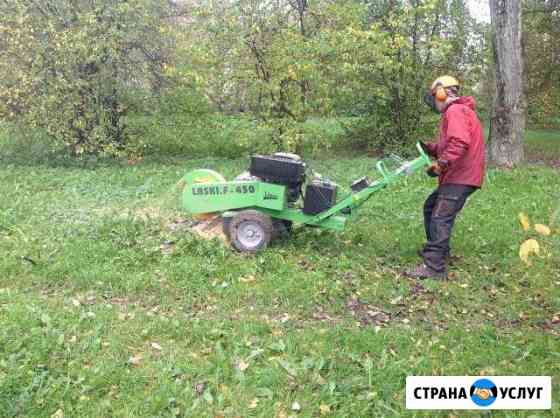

{"left": 524, "top": 129, "right": 560, "bottom": 165}
{"left": 0, "top": 128, "right": 559, "bottom": 417}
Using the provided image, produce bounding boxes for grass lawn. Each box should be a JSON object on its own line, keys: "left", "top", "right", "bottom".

{"left": 0, "top": 130, "right": 559, "bottom": 417}
{"left": 524, "top": 129, "right": 560, "bottom": 166}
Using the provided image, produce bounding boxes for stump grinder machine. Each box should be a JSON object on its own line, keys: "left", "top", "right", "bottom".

{"left": 180, "top": 143, "right": 431, "bottom": 253}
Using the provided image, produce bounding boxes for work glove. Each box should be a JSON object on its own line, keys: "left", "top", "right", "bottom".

{"left": 426, "top": 162, "right": 441, "bottom": 177}
{"left": 426, "top": 160, "right": 449, "bottom": 177}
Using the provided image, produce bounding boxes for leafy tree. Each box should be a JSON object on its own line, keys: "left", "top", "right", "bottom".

{"left": 321, "top": 0, "right": 481, "bottom": 152}
{"left": 0, "top": 0, "right": 176, "bottom": 155}
{"left": 184, "top": 0, "right": 484, "bottom": 154}
{"left": 186, "top": 0, "right": 331, "bottom": 153}
{"left": 523, "top": 0, "right": 560, "bottom": 128}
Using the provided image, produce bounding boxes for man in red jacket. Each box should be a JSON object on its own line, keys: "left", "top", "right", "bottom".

{"left": 404, "top": 76, "right": 485, "bottom": 279}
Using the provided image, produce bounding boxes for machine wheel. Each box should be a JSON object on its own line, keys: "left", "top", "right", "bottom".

{"left": 228, "top": 210, "right": 273, "bottom": 253}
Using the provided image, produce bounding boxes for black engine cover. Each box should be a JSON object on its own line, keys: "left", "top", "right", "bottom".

{"left": 303, "top": 181, "right": 338, "bottom": 215}
{"left": 249, "top": 154, "right": 306, "bottom": 186}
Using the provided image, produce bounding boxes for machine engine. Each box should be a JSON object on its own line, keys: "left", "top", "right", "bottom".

{"left": 249, "top": 153, "right": 306, "bottom": 203}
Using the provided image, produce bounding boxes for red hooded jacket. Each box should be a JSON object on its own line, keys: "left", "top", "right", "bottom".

{"left": 425, "top": 96, "right": 486, "bottom": 187}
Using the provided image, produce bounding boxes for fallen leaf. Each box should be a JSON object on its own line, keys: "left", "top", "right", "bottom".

{"left": 128, "top": 355, "right": 142, "bottom": 366}
{"left": 236, "top": 359, "right": 249, "bottom": 371}
{"left": 40, "top": 314, "right": 51, "bottom": 325}
{"left": 151, "top": 342, "right": 163, "bottom": 351}
{"left": 276, "top": 409, "right": 288, "bottom": 418}
{"left": 248, "top": 398, "right": 259, "bottom": 409}
{"left": 239, "top": 275, "right": 256, "bottom": 283}
{"left": 319, "top": 404, "right": 331, "bottom": 415}
{"left": 519, "top": 212, "right": 530, "bottom": 231}
{"left": 159, "top": 241, "right": 176, "bottom": 255}
{"left": 51, "top": 409, "right": 64, "bottom": 418}
{"left": 247, "top": 348, "right": 264, "bottom": 360}
{"left": 390, "top": 296, "right": 403, "bottom": 305}
{"left": 291, "top": 401, "right": 301, "bottom": 411}
{"left": 534, "top": 224, "right": 551, "bottom": 236}
{"left": 313, "top": 372, "right": 327, "bottom": 385}
{"left": 519, "top": 239, "right": 540, "bottom": 265}
{"left": 193, "top": 381, "right": 206, "bottom": 396}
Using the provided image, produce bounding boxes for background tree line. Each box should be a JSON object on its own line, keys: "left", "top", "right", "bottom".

{"left": 0, "top": 0, "right": 558, "bottom": 161}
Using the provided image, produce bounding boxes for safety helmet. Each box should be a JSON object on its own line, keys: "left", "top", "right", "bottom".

{"left": 423, "top": 75, "right": 460, "bottom": 113}
{"left": 430, "top": 75, "right": 460, "bottom": 101}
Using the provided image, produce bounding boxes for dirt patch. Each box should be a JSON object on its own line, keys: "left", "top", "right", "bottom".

{"left": 167, "top": 218, "right": 195, "bottom": 232}
{"left": 311, "top": 306, "right": 344, "bottom": 324}
{"left": 346, "top": 297, "right": 392, "bottom": 327}
{"left": 526, "top": 158, "right": 560, "bottom": 169}
{"left": 409, "top": 281, "right": 429, "bottom": 299}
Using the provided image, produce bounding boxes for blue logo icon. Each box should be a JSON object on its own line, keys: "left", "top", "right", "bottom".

{"left": 470, "top": 378, "right": 498, "bottom": 407}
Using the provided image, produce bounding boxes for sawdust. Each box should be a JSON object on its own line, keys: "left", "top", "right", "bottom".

{"left": 191, "top": 216, "right": 228, "bottom": 243}
{"left": 168, "top": 216, "right": 229, "bottom": 244}
{"left": 134, "top": 206, "right": 165, "bottom": 221}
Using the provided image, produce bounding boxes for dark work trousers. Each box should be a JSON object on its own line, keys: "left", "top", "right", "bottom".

{"left": 421, "top": 184, "right": 477, "bottom": 272}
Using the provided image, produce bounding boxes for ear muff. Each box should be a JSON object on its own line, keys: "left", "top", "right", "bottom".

{"left": 435, "top": 86, "right": 447, "bottom": 101}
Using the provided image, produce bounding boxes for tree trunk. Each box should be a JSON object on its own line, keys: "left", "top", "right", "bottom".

{"left": 489, "top": 0, "right": 525, "bottom": 167}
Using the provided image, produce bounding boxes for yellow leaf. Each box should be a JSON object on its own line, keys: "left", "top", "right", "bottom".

{"left": 128, "top": 355, "right": 142, "bottom": 366}
{"left": 248, "top": 398, "right": 259, "bottom": 409}
{"left": 534, "top": 224, "right": 551, "bottom": 236}
{"left": 236, "top": 359, "right": 249, "bottom": 371}
{"left": 238, "top": 275, "right": 256, "bottom": 283}
{"left": 51, "top": 410, "right": 64, "bottom": 418}
{"left": 519, "top": 239, "right": 540, "bottom": 265}
{"left": 518, "top": 212, "right": 530, "bottom": 231}
{"left": 319, "top": 404, "right": 331, "bottom": 415}
{"left": 276, "top": 409, "right": 288, "bottom": 418}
